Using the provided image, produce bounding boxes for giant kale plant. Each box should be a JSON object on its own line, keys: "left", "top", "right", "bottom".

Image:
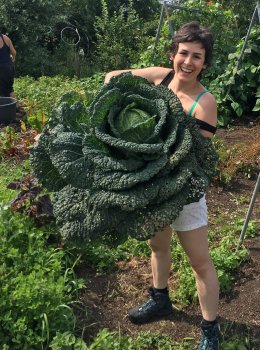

{"left": 30, "top": 73, "right": 218, "bottom": 242}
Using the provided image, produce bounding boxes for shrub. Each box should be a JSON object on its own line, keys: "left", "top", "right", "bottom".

{"left": 94, "top": 0, "right": 151, "bottom": 71}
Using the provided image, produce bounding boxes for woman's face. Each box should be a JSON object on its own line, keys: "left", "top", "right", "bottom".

{"left": 172, "top": 41, "right": 206, "bottom": 82}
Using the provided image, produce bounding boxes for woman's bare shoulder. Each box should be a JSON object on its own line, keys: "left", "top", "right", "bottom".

{"left": 3, "top": 34, "right": 10, "bottom": 42}
{"left": 203, "top": 91, "right": 217, "bottom": 111}
{"left": 196, "top": 91, "right": 217, "bottom": 126}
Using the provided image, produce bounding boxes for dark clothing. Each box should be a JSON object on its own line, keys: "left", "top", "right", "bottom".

{"left": 0, "top": 63, "right": 15, "bottom": 96}
{"left": 160, "top": 69, "right": 174, "bottom": 87}
{"left": 0, "top": 33, "right": 15, "bottom": 97}
{"left": 0, "top": 34, "right": 12, "bottom": 64}
{"left": 160, "top": 70, "right": 217, "bottom": 134}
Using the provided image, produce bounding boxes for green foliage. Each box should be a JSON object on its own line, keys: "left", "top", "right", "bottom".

{"left": 86, "top": 328, "right": 192, "bottom": 350}
{"left": 209, "top": 26, "right": 260, "bottom": 126}
{"left": 0, "top": 0, "right": 64, "bottom": 76}
{"left": 214, "top": 0, "right": 257, "bottom": 37}
{"left": 125, "top": 0, "right": 160, "bottom": 20}
{"left": 134, "top": 20, "right": 172, "bottom": 68}
{"left": 0, "top": 0, "right": 104, "bottom": 77}
{"left": 14, "top": 74, "right": 105, "bottom": 131}
{"left": 79, "top": 236, "right": 150, "bottom": 273}
{"left": 49, "top": 327, "right": 258, "bottom": 350}
{"left": 137, "top": 0, "right": 239, "bottom": 81}
{"left": 221, "top": 322, "right": 255, "bottom": 350}
{"left": 0, "top": 203, "right": 85, "bottom": 349}
{"left": 94, "top": 0, "right": 151, "bottom": 70}
{"left": 50, "top": 331, "right": 88, "bottom": 349}
{"left": 234, "top": 219, "right": 259, "bottom": 239}
{"left": 0, "top": 0, "right": 256, "bottom": 79}
{"left": 15, "top": 75, "right": 88, "bottom": 123}
{"left": 30, "top": 73, "right": 218, "bottom": 243}
{"left": 0, "top": 126, "right": 18, "bottom": 159}
{"left": 211, "top": 234, "right": 249, "bottom": 291}
{"left": 0, "top": 0, "right": 159, "bottom": 76}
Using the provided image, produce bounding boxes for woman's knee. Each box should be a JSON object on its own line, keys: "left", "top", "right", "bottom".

{"left": 190, "top": 257, "right": 214, "bottom": 277}
{"left": 149, "top": 226, "right": 172, "bottom": 253}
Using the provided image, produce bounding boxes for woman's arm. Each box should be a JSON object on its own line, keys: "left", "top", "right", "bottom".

{"left": 104, "top": 67, "right": 170, "bottom": 85}
{"left": 194, "top": 93, "right": 217, "bottom": 138}
{"left": 4, "top": 35, "right": 16, "bottom": 62}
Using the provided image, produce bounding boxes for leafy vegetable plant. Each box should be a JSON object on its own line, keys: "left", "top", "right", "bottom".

{"left": 30, "top": 73, "right": 218, "bottom": 243}
{"left": 209, "top": 26, "right": 260, "bottom": 125}
{"left": 7, "top": 175, "right": 55, "bottom": 226}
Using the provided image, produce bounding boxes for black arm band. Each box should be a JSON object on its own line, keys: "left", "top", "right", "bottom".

{"left": 196, "top": 119, "right": 217, "bottom": 134}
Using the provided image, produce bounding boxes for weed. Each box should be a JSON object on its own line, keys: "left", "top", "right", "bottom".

{"left": 221, "top": 322, "right": 256, "bottom": 350}
{"left": 84, "top": 328, "right": 194, "bottom": 349}
{"left": 7, "top": 174, "right": 55, "bottom": 226}
{"left": 234, "top": 219, "right": 259, "bottom": 238}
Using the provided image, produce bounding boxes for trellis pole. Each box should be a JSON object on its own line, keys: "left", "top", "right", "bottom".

{"left": 151, "top": 4, "right": 165, "bottom": 62}
{"left": 235, "top": 2, "right": 260, "bottom": 250}
{"left": 236, "top": 172, "right": 260, "bottom": 251}
{"left": 152, "top": 1, "right": 199, "bottom": 62}
{"left": 226, "top": 2, "right": 260, "bottom": 96}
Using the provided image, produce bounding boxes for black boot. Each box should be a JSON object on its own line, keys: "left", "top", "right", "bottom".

{"left": 197, "top": 320, "right": 221, "bottom": 350}
{"left": 128, "top": 287, "right": 173, "bottom": 324}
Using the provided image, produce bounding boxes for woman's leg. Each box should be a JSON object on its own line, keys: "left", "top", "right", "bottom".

{"left": 177, "top": 226, "right": 219, "bottom": 321}
{"left": 128, "top": 226, "right": 173, "bottom": 324}
{"left": 149, "top": 226, "right": 172, "bottom": 289}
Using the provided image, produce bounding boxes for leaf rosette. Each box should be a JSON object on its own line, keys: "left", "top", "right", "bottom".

{"left": 30, "top": 73, "right": 218, "bottom": 242}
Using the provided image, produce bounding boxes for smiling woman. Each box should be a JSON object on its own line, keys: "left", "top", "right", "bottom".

{"left": 30, "top": 21, "right": 220, "bottom": 350}
{"left": 172, "top": 42, "right": 207, "bottom": 82}
{"left": 104, "top": 21, "right": 220, "bottom": 350}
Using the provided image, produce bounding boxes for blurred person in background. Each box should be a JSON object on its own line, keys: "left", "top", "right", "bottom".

{"left": 0, "top": 29, "right": 16, "bottom": 98}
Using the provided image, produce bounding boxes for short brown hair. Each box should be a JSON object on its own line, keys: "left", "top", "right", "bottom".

{"left": 170, "top": 22, "right": 214, "bottom": 66}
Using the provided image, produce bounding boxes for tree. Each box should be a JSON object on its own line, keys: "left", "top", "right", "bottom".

{"left": 106, "top": 0, "right": 160, "bottom": 19}
{"left": 0, "top": 0, "right": 64, "bottom": 76}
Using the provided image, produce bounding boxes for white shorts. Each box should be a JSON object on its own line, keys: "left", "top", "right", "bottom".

{"left": 170, "top": 195, "right": 208, "bottom": 232}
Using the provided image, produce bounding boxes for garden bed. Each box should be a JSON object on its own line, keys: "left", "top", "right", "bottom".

{"left": 76, "top": 123, "right": 260, "bottom": 348}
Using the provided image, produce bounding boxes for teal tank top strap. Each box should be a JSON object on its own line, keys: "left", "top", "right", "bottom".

{"left": 187, "top": 89, "right": 208, "bottom": 117}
